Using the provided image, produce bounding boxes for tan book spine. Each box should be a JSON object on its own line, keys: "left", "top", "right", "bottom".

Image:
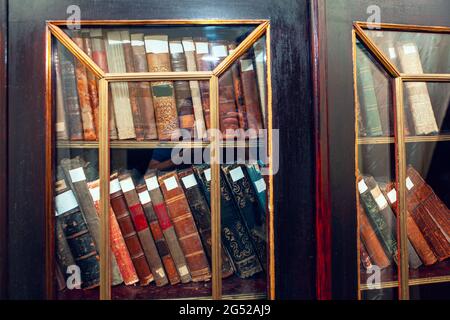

{"left": 53, "top": 47, "right": 69, "bottom": 140}
{"left": 194, "top": 39, "right": 213, "bottom": 130}
{"left": 253, "top": 38, "right": 267, "bottom": 127}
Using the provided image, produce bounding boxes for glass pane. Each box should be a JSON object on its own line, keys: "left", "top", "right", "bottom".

{"left": 405, "top": 141, "right": 450, "bottom": 299}
{"left": 355, "top": 40, "right": 394, "bottom": 138}
{"left": 364, "top": 30, "right": 450, "bottom": 74}
{"left": 53, "top": 40, "right": 101, "bottom": 299}
{"left": 403, "top": 82, "right": 450, "bottom": 136}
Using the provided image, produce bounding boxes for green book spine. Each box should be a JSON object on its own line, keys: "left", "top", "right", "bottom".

{"left": 245, "top": 163, "right": 267, "bottom": 211}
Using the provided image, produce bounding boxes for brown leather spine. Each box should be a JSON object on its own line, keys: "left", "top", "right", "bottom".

{"left": 136, "top": 184, "right": 180, "bottom": 285}
{"left": 169, "top": 39, "right": 195, "bottom": 135}
{"left": 358, "top": 202, "right": 391, "bottom": 269}
{"left": 130, "top": 33, "right": 158, "bottom": 140}
{"left": 360, "top": 243, "right": 373, "bottom": 270}
{"left": 71, "top": 31, "right": 97, "bottom": 141}
{"left": 158, "top": 171, "right": 211, "bottom": 282}
{"left": 110, "top": 175, "right": 153, "bottom": 286}
{"left": 194, "top": 38, "right": 213, "bottom": 130}
{"left": 228, "top": 43, "right": 248, "bottom": 131}
{"left": 121, "top": 31, "right": 145, "bottom": 141}
{"left": 144, "top": 35, "right": 180, "bottom": 141}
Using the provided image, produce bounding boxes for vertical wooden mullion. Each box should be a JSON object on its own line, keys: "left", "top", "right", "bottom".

{"left": 98, "top": 78, "right": 111, "bottom": 300}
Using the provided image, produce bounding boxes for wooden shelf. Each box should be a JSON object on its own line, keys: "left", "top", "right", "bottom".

{"left": 357, "top": 134, "right": 450, "bottom": 145}
{"left": 360, "top": 260, "right": 450, "bottom": 290}
{"left": 56, "top": 140, "right": 263, "bottom": 149}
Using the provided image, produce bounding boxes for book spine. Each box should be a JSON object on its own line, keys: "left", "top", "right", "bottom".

{"left": 71, "top": 32, "right": 97, "bottom": 141}
{"left": 360, "top": 243, "right": 374, "bottom": 270}
{"left": 121, "top": 31, "right": 145, "bottom": 140}
{"left": 88, "top": 180, "right": 139, "bottom": 285}
{"left": 145, "top": 171, "right": 192, "bottom": 283}
{"left": 90, "top": 29, "right": 118, "bottom": 140}
{"left": 228, "top": 43, "right": 248, "bottom": 132}
{"left": 57, "top": 43, "right": 83, "bottom": 141}
{"left": 158, "top": 171, "right": 211, "bottom": 282}
{"left": 194, "top": 165, "right": 263, "bottom": 278}
{"left": 253, "top": 38, "right": 267, "bottom": 127}
{"left": 245, "top": 164, "right": 267, "bottom": 212}
{"left": 356, "top": 42, "right": 383, "bottom": 136}
{"left": 110, "top": 176, "right": 154, "bottom": 285}
{"left": 194, "top": 39, "right": 213, "bottom": 130}
{"left": 136, "top": 184, "right": 181, "bottom": 285}
{"left": 130, "top": 33, "right": 158, "bottom": 140}
{"left": 53, "top": 47, "right": 69, "bottom": 140}
{"left": 55, "top": 178, "right": 100, "bottom": 289}
{"left": 169, "top": 39, "right": 196, "bottom": 135}
{"left": 144, "top": 35, "right": 181, "bottom": 141}
{"left": 105, "top": 31, "right": 136, "bottom": 140}
{"left": 182, "top": 37, "right": 207, "bottom": 139}
{"left": 55, "top": 218, "right": 76, "bottom": 279}
{"left": 221, "top": 164, "right": 267, "bottom": 270}
{"left": 119, "top": 174, "right": 168, "bottom": 287}
{"left": 178, "top": 168, "right": 235, "bottom": 278}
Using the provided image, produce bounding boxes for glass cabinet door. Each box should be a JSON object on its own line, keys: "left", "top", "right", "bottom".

{"left": 49, "top": 20, "right": 273, "bottom": 300}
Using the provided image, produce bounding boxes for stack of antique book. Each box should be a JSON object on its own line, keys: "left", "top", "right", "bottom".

{"left": 54, "top": 157, "right": 267, "bottom": 290}
{"left": 358, "top": 166, "right": 450, "bottom": 271}
{"left": 54, "top": 29, "right": 266, "bottom": 142}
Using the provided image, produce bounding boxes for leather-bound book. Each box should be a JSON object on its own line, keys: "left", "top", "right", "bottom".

{"left": 193, "top": 165, "right": 263, "bottom": 278}
{"left": 105, "top": 31, "right": 136, "bottom": 140}
{"left": 366, "top": 177, "right": 422, "bottom": 269}
{"left": 245, "top": 163, "right": 267, "bottom": 212}
{"left": 90, "top": 29, "right": 118, "bottom": 140}
{"left": 88, "top": 179, "right": 139, "bottom": 286}
{"left": 194, "top": 38, "right": 213, "bottom": 130}
{"left": 71, "top": 31, "right": 97, "bottom": 141}
{"left": 60, "top": 158, "right": 123, "bottom": 285}
{"left": 182, "top": 37, "right": 207, "bottom": 139}
{"left": 130, "top": 33, "right": 158, "bottom": 140}
{"left": 384, "top": 182, "right": 437, "bottom": 266}
{"left": 136, "top": 183, "right": 180, "bottom": 285}
{"left": 53, "top": 47, "right": 69, "bottom": 140}
{"left": 358, "top": 202, "right": 391, "bottom": 269}
{"left": 110, "top": 173, "right": 154, "bottom": 285}
{"left": 358, "top": 176, "right": 398, "bottom": 264}
{"left": 57, "top": 42, "right": 83, "bottom": 140}
{"left": 360, "top": 243, "right": 374, "bottom": 270}
{"left": 356, "top": 42, "right": 383, "bottom": 137}
{"left": 228, "top": 43, "right": 248, "bottom": 132}
{"left": 397, "top": 42, "right": 439, "bottom": 135}
{"left": 144, "top": 35, "right": 181, "bottom": 141}
{"left": 222, "top": 164, "right": 267, "bottom": 270}
{"left": 178, "top": 168, "right": 235, "bottom": 278}
{"left": 81, "top": 29, "right": 100, "bottom": 137}
{"left": 121, "top": 31, "right": 145, "bottom": 141}
{"left": 55, "top": 264, "right": 67, "bottom": 291}
{"left": 55, "top": 173, "right": 99, "bottom": 289}
{"left": 144, "top": 170, "right": 191, "bottom": 283}
{"left": 56, "top": 218, "right": 76, "bottom": 281}
{"left": 253, "top": 38, "right": 267, "bottom": 126}
{"left": 239, "top": 49, "right": 264, "bottom": 136}
{"left": 169, "top": 39, "right": 195, "bottom": 136}
{"left": 209, "top": 42, "right": 240, "bottom": 138}
{"left": 157, "top": 170, "right": 211, "bottom": 282}
{"left": 118, "top": 173, "right": 168, "bottom": 287}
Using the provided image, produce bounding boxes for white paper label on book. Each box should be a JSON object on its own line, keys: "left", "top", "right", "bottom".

{"left": 169, "top": 42, "right": 184, "bottom": 54}
{"left": 358, "top": 179, "right": 368, "bottom": 194}
{"left": 110, "top": 179, "right": 122, "bottom": 194}
{"left": 69, "top": 167, "right": 86, "bottom": 183}
{"left": 406, "top": 177, "right": 414, "bottom": 190}
{"left": 182, "top": 39, "right": 195, "bottom": 52}
{"left": 178, "top": 265, "right": 189, "bottom": 277}
{"left": 195, "top": 42, "right": 209, "bottom": 54}
{"left": 156, "top": 268, "right": 166, "bottom": 278}
{"left": 56, "top": 122, "right": 66, "bottom": 133}
{"left": 89, "top": 186, "right": 100, "bottom": 202}
{"left": 230, "top": 166, "right": 245, "bottom": 182}
{"left": 375, "top": 194, "right": 388, "bottom": 210}
{"left": 145, "top": 37, "right": 169, "bottom": 54}
{"left": 255, "top": 51, "right": 265, "bottom": 63}
{"left": 204, "top": 168, "right": 211, "bottom": 182}
{"left": 119, "top": 177, "right": 135, "bottom": 193}
{"left": 164, "top": 176, "right": 178, "bottom": 191}
{"left": 145, "top": 176, "right": 159, "bottom": 191}
{"left": 254, "top": 178, "right": 267, "bottom": 193}
{"left": 55, "top": 190, "right": 78, "bottom": 216}
{"left": 388, "top": 47, "right": 397, "bottom": 59}
{"left": 387, "top": 189, "right": 397, "bottom": 204}
{"left": 131, "top": 39, "right": 144, "bottom": 47}
{"left": 181, "top": 174, "right": 197, "bottom": 189}
{"left": 212, "top": 45, "right": 227, "bottom": 58}
{"left": 403, "top": 44, "right": 417, "bottom": 55}
{"left": 241, "top": 59, "right": 254, "bottom": 72}
{"left": 138, "top": 190, "right": 151, "bottom": 205}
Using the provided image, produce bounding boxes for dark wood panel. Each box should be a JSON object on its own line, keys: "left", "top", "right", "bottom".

{"left": 0, "top": 0, "right": 7, "bottom": 300}
{"left": 8, "top": 0, "right": 316, "bottom": 299}
{"left": 323, "top": 0, "right": 450, "bottom": 299}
